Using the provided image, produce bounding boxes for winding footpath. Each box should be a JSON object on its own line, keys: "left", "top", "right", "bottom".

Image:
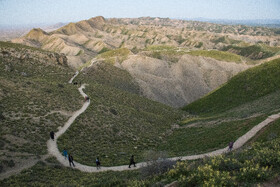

{"left": 46, "top": 68, "right": 280, "bottom": 173}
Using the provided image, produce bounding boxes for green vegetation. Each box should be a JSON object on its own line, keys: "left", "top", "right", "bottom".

{"left": 211, "top": 36, "right": 241, "bottom": 45}
{"left": 57, "top": 63, "right": 184, "bottom": 166}
{"left": 158, "top": 116, "right": 266, "bottom": 157}
{"left": 143, "top": 45, "right": 189, "bottom": 63}
{"left": 159, "top": 138, "right": 280, "bottom": 186}
{"left": 97, "top": 48, "right": 130, "bottom": 64}
{"left": 0, "top": 161, "right": 140, "bottom": 186}
{"left": 253, "top": 118, "right": 280, "bottom": 143}
{"left": 187, "top": 50, "right": 242, "bottom": 63}
{"left": 2, "top": 137, "right": 280, "bottom": 186}
{"left": 183, "top": 58, "right": 280, "bottom": 115}
{"left": 75, "top": 50, "right": 83, "bottom": 56}
{"left": 194, "top": 42, "right": 203, "bottom": 48}
{"left": 145, "top": 45, "right": 176, "bottom": 51}
{"left": 0, "top": 42, "right": 80, "bottom": 166}
{"left": 97, "top": 47, "right": 110, "bottom": 54}
{"left": 222, "top": 44, "right": 277, "bottom": 60}
{"left": 0, "top": 41, "right": 46, "bottom": 52}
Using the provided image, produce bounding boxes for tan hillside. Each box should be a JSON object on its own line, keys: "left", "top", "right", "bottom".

{"left": 10, "top": 16, "right": 280, "bottom": 106}
{"left": 118, "top": 54, "right": 251, "bottom": 107}
{"left": 11, "top": 16, "right": 280, "bottom": 68}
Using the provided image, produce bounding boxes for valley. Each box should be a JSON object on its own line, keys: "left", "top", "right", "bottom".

{"left": 1, "top": 15, "right": 280, "bottom": 186}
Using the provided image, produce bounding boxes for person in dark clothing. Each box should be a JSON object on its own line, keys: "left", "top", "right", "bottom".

{"left": 50, "top": 131, "right": 55, "bottom": 141}
{"left": 228, "top": 141, "right": 234, "bottom": 151}
{"left": 129, "top": 155, "right": 136, "bottom": 168}
{"left": 96, "top": 157, "right": 101, "bottom": 169}
{"left": 84, "top": 96, "right": 90, "bottom": 102}
{"left": 68, "top": 154, "right": 75, "bottom": 167}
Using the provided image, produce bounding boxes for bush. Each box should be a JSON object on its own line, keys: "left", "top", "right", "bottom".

{"left": 185, "top": 164, "right": 236, "bottom": 186}
{"left": 98, "top": 47, "right": 110, "bottom": 54}
{"left": 141, "top": 150, "right": 176, "bottom": 178}
{"left": 237, "top": 160, "right": 271, "bottom": 182}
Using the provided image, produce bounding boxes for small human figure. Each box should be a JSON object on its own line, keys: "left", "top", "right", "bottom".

{"left": 96, "top": 157, "right": 101, "bottom": 169}
{"left": 50, "top": 131, "right": 55, "bottom": 141}
{"left": 129, "top": 155, "right": 136, "bottom": 168}
{"left": 68, "top": 154, "right": 75, "bottom": 167}
{"left": 228, "top": 141, "right": 234, "bottom": 151}
{"left": 62, "top": 148, "right": 68, "bottom": 160}
{"left": 84, "top": 96, "right": 90, "bottom": 102}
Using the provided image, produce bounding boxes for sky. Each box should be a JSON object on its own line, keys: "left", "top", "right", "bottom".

{"left": 0, "top": 0, "right": 279, "bottom": 26}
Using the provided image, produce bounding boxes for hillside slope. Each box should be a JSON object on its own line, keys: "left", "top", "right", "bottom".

{"left": 119, "top": 53, "right": 250, "bottom": 107}
{"left": 0, "top": 41, "right": 80, "bottom": 174}
{"left": 183, "top": 58, "right": 280, "bottom": 115}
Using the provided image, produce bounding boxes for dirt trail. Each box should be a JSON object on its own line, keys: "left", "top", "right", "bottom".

{"left": 47, "top": 70, "right": 280, "bottom": 172}
{"left": 2, "top": 67, "right": 280, "bottom": 178}
{"left": 0, "top": 155, "right": 49, "bottom": 180}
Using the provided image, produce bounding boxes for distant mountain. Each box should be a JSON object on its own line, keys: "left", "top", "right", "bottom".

{"left": 0, "top": 22, "right": 67, "bottom": 41}
{"left": 10, "top": 16, "right": 280, "bottom": 107}
{"left": 181, "top": 18, "right": 280, "bottom": 28}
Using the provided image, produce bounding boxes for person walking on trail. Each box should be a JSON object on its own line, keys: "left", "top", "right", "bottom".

{"left": 62, "top": 148, "right": 68, "bottom": 160}
{"left": 68, "top": 154, "right": 75, "bottom": 167}
{"left": 50, "top": 131, "right": 55, "bottom": 141}
{"left": 129, "top": 155, "right": 136, "bottom": 168}
{"left": 228, "top": 141, "right": 234, "bottom": 151}
{"left": 84, "top": 96, "right": 90, "bottom": 102}
{"left": 96, "top": 157, "right": 101, "bottom": 169}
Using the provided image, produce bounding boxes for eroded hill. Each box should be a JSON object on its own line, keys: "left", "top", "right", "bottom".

{"left": 11, "top": 16, "right": 280, "bottom": 107}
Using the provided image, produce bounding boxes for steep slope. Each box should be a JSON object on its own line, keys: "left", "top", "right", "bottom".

{"left": 183, "top": 58, "right": 280, "bottom": 115}
{"left": 0, "top": 41, "right": 81, "bottom": 174}
{"left": 119, "top": 54, "right": 250, "bottom": 107}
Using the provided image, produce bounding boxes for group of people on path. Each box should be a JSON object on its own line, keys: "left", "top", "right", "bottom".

{"left": 51, "top": 131, "right": 136, "bottom": 169}
{"left": 52, "top": 133, "right": 234, "bottom": 170}
{"left": 62, "top": 148, "right": 75, "bottom": 167}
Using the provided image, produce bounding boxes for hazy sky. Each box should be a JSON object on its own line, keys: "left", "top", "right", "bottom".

{"left": 0, "top": 0, "right": 279, "bottom": 25}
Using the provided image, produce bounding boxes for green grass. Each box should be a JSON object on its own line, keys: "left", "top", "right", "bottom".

{"left": 97, "top": 47, "right": 111, "bottom": 54}
{"left": 183, "top": 58, "right": 280, "bottom": 115}
{"left": 222, "top": 44, "right": 277, "bottom": 60}
{"left": 0, "top": 42, "right": 81, "bottom": 161}
{"left": 2, "top": 137, "right": 280, "bottom": 186}
{"left": 97, "top": 48, "right": 130, "bottom": 64}
{"left": 187, "top": 50, "right": 242, "bottom": 63}
{"left": 143, "top": 45, "right": 189, "bottom": 63}
{"left": 157, "top": 116, "right": 266, "bottom": 157}
{"left": 145, "top": 45, "right": 176, "bottom": 51}
{"left": 0, "top": 161, "right": 140, "bottom": 186}
{"left": 211, "top": 36, "right": 242, "bottom": 45}
{"left": 0, "top": 41, "right": 46, "bottom": 52}
{"left": 252, "top": 118, "right": 280, "bottom": 143}
{"left": 57, "top": 63, "right": 185, "bottom": 166}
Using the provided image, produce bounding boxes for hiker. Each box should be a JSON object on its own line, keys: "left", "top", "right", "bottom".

{"left": 96, "top": 157, "right": 101, "bottom": 169}
{"left": 129, "top": 155, "right": 136, "bottom": 168}
{"left": 84, "top": 96, "right": 90, "bottom": 102}
{"left": 68, "top": 154, "right": 75, "bottom": 167}
{"left": 62, "top": 148, "right": 68, "bottom": 160}
{"left": 50, "top": 131, "right": 55, "bottom": 141}
{"left": 228, "top": 141, "right": 234, "bottom": 151}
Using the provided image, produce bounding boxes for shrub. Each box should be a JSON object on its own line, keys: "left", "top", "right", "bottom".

{"left": 98, "top": 47, "right": 110, "bottom": 54}
{"left": 185, "top": 164, "right": 236, "bottom": 186}
{"left": 237, "top": 160, "right": 271, "bottom": 182}
{"left": 141, "top": 150, "right": 176, "bottom": 178}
